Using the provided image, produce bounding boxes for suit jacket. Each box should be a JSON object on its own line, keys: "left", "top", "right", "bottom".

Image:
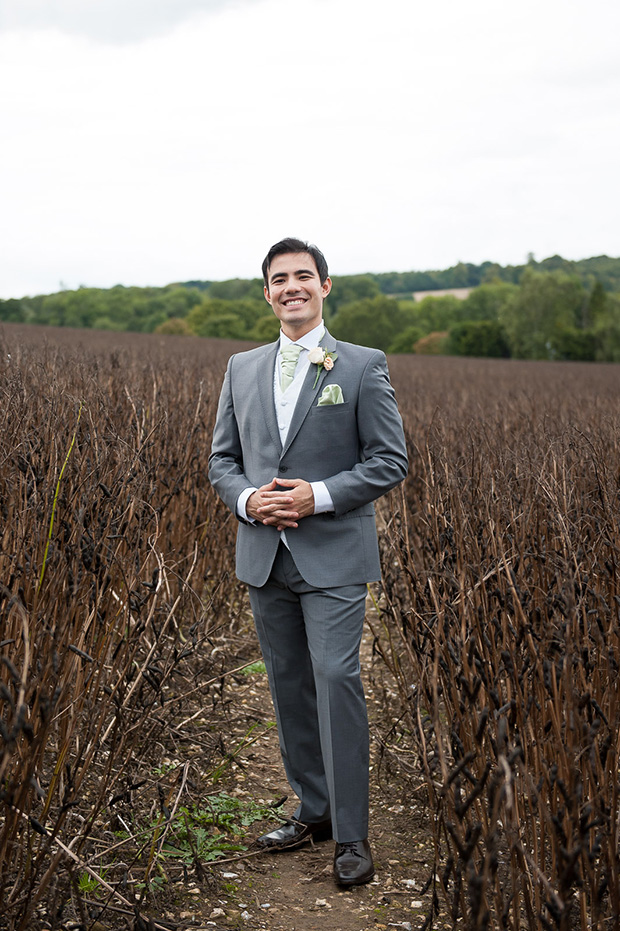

{"left": 208, "top": 328, "right": 408, "bottom": 588}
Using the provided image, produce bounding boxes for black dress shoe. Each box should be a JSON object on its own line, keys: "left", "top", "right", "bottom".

{"left": 333, "top": 839, "right": 375, "bottom": 885}
{"left": 256, "top": 818, "right": 333, "bottom": 851}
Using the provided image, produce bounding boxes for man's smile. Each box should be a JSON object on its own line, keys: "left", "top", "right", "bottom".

{"left": 264, "top": 252, "right": 331, "bottom": 336}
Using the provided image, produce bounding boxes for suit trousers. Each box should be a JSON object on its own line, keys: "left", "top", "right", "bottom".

{"left": 248, "top": 542, "right": 369, "bottom": 843}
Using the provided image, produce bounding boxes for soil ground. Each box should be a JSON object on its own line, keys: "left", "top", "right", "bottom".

{"left": 150, "top": 615, "right": 437, "bottom": 931}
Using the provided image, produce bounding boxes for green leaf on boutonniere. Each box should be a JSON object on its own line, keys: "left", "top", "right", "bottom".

{"left": 309, "top": 349, "right": 338, "bottom": 389}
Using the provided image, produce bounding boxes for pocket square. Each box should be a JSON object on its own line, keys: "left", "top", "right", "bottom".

{"left": 317, "top": 384, "right": 344, "bottom": 406}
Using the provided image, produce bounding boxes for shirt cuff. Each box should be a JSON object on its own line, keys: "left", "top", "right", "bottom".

{"left": 311, "top": 481, "right": 334, "bottom": 514}
{"left": 237, "top": 486, "right": 258, "bottom": 522}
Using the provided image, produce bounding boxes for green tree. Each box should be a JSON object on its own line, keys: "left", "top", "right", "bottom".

{"left": 460, "top": 283, "right": 518, "bottom": 322}
{"left": 92, "top": 315, "right": 124, "bottom": 331}
{"left": 592, "top": 293, "right": 620, "bottom": 361}
{"left": 388, "top": 325, "right": 424, "bottom": 354}
{"left": 155, "top": 317, "right": 193, "bottom": 335}
{"left": 442, "top": 262, "right": 472, "bottom": 288}
{"left": 38, "top": 289, "right": 102, "bottom": 327}
{"left": 587, "top": 280, "right": 607, "bottom": 325}
{"left": 447, "top": 321, "right": 511, "bottom": 358}
{"left": 208, "top": 278, "right": 264, "bottom": 301}
{"left": 552, "top": 327, "right": 597, "bottom": 361}
{"left": 0, "top": 299, "right": 28, "bottom": 322}
{"left": 498, "top": 268, "right": 587, "bottom": 359}
{"left": 250, "top": 315, "right": 280, "bottom": 342}
{"left": 371, "top": 270, "right": 434, "bottom": 294}
{"left": 195, "top": 313, "right": 246, "bottom": 339}
{"left": 159, "top": 286, "right": 203, "bottom": 317}
{"left": 408, "top": 294, "right": 464, "bottom": 332}
{"left": 328, "top": 275, "right": 380, "bottom": 315}
{"left": 330, "top": 296, "right": 410, "bottom": 352}
{"left": 186, "top": 298, "right": 264, "bottom": 339}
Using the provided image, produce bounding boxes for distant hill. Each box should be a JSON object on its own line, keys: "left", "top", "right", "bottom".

{"left": 369, "top": 255, "right": 620, "bottom": 295}
{"left": 2, "top": 254, "right": 619, "bottom": 364}
{"left": 175, "top": 254, "right": 620, "bottom": 300}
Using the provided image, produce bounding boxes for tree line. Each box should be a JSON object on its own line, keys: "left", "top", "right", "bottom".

{"left": 2, "top": 254, "right": 620, "bottom": 361}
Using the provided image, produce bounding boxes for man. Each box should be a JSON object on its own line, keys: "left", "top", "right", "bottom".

{"left": 209, "top": 238, "right": 407, "bottom": 886}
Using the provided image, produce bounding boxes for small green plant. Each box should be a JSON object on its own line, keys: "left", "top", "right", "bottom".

{"left": 151, "top": 761, "right": 179, "bottom": 776}
{"left": 37, "top": 403, "right": 83, "bottom": 593}
{"left": 77, "top": 870, "right": 106, "bottom": 896}
{"left": 135, "top": 874, "right": 166, "bottom": 893}
{"left": 157, "top": 793, "right": 284, "bottom": 865}
{"left": 241, "top": 661, "right": 266, "bottom": 675}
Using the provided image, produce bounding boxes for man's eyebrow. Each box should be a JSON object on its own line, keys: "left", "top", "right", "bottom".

{"left": 269, "top": 267, "right": 316, "bottom": 283}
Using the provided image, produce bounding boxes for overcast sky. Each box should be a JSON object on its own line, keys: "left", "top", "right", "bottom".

{"left": 1, "top": 0, "right": 619, "bottom": 298}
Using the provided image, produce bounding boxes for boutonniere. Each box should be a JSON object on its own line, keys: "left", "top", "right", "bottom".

{"left": 308, "top": 347, "right": 338, "bottom": 389}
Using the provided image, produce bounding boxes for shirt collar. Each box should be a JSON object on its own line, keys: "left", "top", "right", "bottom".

{"left": 279, "top": 321, "right": 325, "bottom": 352}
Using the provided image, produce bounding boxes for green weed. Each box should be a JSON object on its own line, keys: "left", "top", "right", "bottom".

{"left": 145, "top": 793, "right": 285, "bottom": 868}
{"left": 77, "top": 869, "right": 106, "bottom": 896}
{"left": 240, "top": 661, "right": 266, "bottom": 675}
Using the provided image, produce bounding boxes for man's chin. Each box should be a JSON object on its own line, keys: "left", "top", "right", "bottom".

{"left": 280, "top": 313, "right": 321, "bottom": 333}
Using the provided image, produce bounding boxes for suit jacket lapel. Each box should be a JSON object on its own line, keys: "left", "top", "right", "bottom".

{"left": 282, "top": 329, "right": 338, "bottom": 456}
{"left": 257, "top": 341, "right": 282, "bottom": 453}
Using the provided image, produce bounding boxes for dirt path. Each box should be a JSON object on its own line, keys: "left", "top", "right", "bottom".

{"left": 171, "top": 615, "right": 435, "bottom": 931}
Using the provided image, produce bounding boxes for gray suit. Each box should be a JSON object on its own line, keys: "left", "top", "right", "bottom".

{"left": 209, "top": 328, "right": 407, "bottom": 841}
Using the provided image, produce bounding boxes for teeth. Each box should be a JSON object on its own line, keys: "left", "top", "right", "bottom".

{"left": 285, "top": 300, "right": 304, "bottom": 306}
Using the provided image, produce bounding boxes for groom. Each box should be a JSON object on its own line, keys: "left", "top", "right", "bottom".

{"left": 209, "top": 238, "right": 407, "bottom": 886}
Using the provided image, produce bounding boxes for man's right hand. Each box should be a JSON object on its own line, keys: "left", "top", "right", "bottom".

{"left": 246, "top": 478, "right": 299, "bottom": 530}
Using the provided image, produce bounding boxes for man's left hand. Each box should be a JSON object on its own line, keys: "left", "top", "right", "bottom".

{"left": 257, "top": 478, "right": 315, "bottom": 530}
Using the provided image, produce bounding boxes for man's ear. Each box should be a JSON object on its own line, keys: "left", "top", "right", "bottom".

{"left": 322, "top": 276, "right": 332, "bottom": 298}
{"left": 264, "top": 285, "right": 272, "bottom": 305}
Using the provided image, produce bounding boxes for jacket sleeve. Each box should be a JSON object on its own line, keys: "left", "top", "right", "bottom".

{"left": 323, "top": 351, "right": 408, "bottom": 516}
{"left": 208, "top": 356, "right": 254, "bottom": 518}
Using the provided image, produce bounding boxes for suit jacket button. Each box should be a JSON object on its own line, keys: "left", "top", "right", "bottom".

{"left": 278, "top": 466, "right": 288, "bottom": 472}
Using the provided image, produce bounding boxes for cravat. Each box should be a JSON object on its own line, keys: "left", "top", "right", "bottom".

{"left": 280, "top": 344, "right": 302, "bottom": 392}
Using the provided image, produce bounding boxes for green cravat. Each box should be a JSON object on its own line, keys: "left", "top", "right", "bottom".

{"left": 280, "top": 343, "right": 302, "bottom": 392}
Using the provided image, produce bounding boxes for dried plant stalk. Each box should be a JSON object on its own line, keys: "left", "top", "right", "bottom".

{"left": 378, "top": 354, "right": 620, "bottom": 931}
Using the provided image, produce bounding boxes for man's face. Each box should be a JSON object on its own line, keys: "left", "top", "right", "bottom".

{"left": 264, "top": 252, "right": 332, "bottom": 338}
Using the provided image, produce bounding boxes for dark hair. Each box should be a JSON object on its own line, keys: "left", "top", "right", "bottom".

{"left": 262, "top": 238, "right": 329, "bottom": 289}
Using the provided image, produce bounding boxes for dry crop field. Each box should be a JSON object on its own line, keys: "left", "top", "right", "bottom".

{"left": 1, "top": 323, "right": 619, "bottom": 931}
{"left": 382, "top": 353, "right": 620, "bottom": 930}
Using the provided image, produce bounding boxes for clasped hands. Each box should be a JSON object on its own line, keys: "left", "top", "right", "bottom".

{"left": 246, "top": 478, "right": 314, "bottom": 531}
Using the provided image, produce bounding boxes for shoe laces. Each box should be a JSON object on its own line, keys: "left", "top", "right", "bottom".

{"left": 338, "top": 841, "right": 363, "bottom": 857}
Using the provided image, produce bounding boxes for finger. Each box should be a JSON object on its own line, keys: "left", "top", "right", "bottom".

{"left": 263, "top": 519, "right": 298, "bottom": 528}
{"left": 261, "top": 512, "right": 299, "bottom": 525}
{"left": 256, "top": 500, "right": 295, "bottom": 513}
{"left": 258, "top": 478, "right": 279, "bottom": 493}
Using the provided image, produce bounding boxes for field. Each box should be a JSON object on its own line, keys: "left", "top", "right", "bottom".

{"left": 1, "top": 323, "right": 619, "bottom": 930}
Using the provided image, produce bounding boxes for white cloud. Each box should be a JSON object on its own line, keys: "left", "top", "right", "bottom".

{"left": 0, "top": 0, "right": 619, "bottom": 297}
{"left": 0, "top": 0, "right": 255, "bottom": 43}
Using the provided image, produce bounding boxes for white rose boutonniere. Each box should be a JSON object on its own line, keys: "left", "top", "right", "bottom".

{"left": 309, "top": 347, "right": 338, "bottom": 389}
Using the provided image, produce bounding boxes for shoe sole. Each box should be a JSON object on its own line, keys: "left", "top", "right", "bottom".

{"left": 334, "top": 868, "right": 375, "bottom": 886}
{"left": 258, "top": 826, "right": 333, "bottom": 851}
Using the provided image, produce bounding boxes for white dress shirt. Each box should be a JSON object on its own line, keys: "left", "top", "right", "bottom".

{"left": 236, "top": 320, "right": 334, "bottom": 522}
